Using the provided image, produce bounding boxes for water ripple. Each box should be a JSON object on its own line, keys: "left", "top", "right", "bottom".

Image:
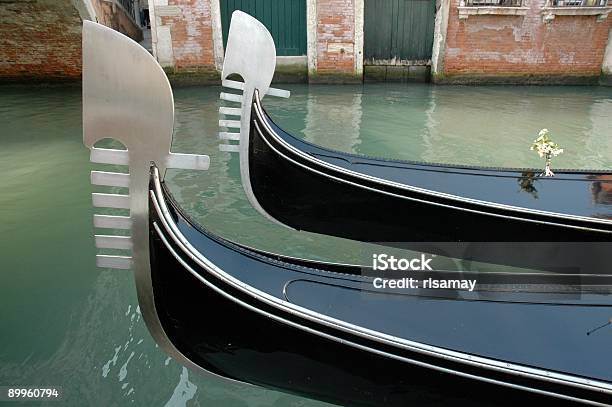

{"left": 164, "top": 367, "right": 197, "bottom": 407}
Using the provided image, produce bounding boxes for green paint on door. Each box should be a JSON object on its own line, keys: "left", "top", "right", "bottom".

{"left": 364, "top": 0, "right": 436, "bottom": 63}
{"left": 220, "top": 0, "right": 307, "bottom": 56}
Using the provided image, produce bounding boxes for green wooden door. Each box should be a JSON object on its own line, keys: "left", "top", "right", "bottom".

{"left": 221, "top": 0, "right": 307, "bottom": 56}
{"left": 364, "top": 0, "right": 435, "bottom": 63}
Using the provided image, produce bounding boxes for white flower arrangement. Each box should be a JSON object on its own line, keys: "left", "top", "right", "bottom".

{"left": 530, "top": 129, "right": 564, "bottom": 177}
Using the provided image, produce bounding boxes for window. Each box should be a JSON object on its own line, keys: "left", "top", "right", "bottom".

{"left": 464, "top": 0, "right": 523, "bottom": 6}
{"left": 458, "top": 0, "right": 529, "bottom": 18}
{"left": 551, "top": 0, "right": 608, "bottom": 5}
{"left": 542, "top": 0, "right": 610, "bottom": 22}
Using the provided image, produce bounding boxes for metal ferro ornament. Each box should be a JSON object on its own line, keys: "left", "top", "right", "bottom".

{"left": 218, "top": 11, "right": 290, "bottom": 226}
{"left": 82, "top": 21, "right": 230, "bottom": 378}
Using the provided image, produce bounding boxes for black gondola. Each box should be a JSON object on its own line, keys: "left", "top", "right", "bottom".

{"left": 247, "top": 91, "right": 612, "bottom": 243}
{"left": 223, "top": 90, "right": 612, "bottom": 274}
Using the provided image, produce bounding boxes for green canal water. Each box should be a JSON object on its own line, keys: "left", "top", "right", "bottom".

{"left": 0, "top": 84, "right": 610, "bottom": 406}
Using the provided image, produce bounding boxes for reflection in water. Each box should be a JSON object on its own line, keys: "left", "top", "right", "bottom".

{"left": 0, "top": 271, "right": 166, "bottom": 405}
{"left": 101, "top": 345, "right": 121, "bottom": 378}
{"left": 304, "top": 90, "right": 362, "bottom": 153}
{"left": 164, "top": 367, "right": 197, "bottom": 407}
{"left": 518, "top": 171, "right": 539, "bottom": 199}
{"left": 589, "top": 175, "right": 612, "bottom": 206}
{"left": 358, "top": 84, "right": 433, "bottom": 160}
{"left": 586, "top": 98, "right": 612, "bottom": 168}
{"left": 421, "top": 86, "right": 611, "bottom": 169}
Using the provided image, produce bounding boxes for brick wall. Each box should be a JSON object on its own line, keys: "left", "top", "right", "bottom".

{"left": 158, "top": 0, "right": 216, "bottom": 71}
{"left": 314, "top": 0, "right": 359, "bottom": 82}
{"left": 442, "top": 0, "right": 612, "bottom": 83}
{"left": 0, "top": 0, "right": 82, "bottom": 81}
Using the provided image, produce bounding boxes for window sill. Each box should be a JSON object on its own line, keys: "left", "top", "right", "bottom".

{"left": 541, "top": 6, "right": 611, "bottom": 22}
{"left": 458, "top": 6, "right": 530, "bottom": 19}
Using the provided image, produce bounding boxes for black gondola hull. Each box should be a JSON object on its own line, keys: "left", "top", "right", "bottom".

{"left": 150, "top": 230, "right": 587, "bottom": 407}
{"left": 148, "top": 172, "right": 612, "bottom": 406}
{"left": 247, "top": 95, "right": 612, "bottom": 273}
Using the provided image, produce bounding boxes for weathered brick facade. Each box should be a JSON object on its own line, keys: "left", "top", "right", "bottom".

{"left": 0, "top": 0, "right": 83, "bottom": 81}
{"left": 440, "top": 0, "right": 612, "bottom": 83}
{"left": 153, "top": 0, "right": 216, "bottom": 72}
{"left": 313, "top": 0, "right": 360, "bottom": 82}
{"left": 1, "top": 0, "right": 610, "bottom": 84}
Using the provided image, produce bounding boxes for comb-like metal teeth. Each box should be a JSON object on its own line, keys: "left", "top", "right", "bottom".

{"left": 220, "top": 92, "right": 243, "bottom": 103}
{"left": 166, "top": 153, "right": 210, "bottom": 171}
{"left": 95, "top": 235, "right": 133, "bottom": 250}
{"left": 90, "top": 147, "right": 129, "bottom": 165}
{"left": 221, "top": 79, "right": 290, "bottom": 98}
{"left": 93, "top": 214, "right": 132, "bottom": 230}
{"left": 219, "top": 119, "right": 241, "bottom": 129}
{"left": 266, "top": 87, "right": 291, "bottom": 98}
{"left": 219, "top": 107, "right": 242, "bottom": 117}
{"left": 91, "top": 171, "right": 130, "bottom": 188}
{"left": 221, "top": 79, "right": 244, "bottom": 90}
{"left": 219, "top": 144, "right": 240, "bottom": 153}
{"left": 92, "top": 193, "right": 130, "bottom": 209}
{"left": 219, "top": 132, "right": 240, "bottom": 141}
{"left": 96, "top": 254, "right": 133, "bottom": 270}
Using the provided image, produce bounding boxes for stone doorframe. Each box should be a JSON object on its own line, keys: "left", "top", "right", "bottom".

{"left": 210, "top": 0, "right": 224, "bottom": 70}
